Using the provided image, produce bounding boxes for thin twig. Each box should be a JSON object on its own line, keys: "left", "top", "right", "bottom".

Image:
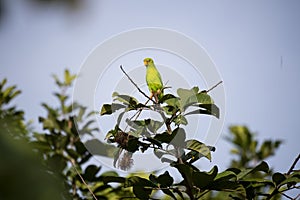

{"left": 120, "top": 65, "right": 156, "bottom": 104}
{"left": 70, "top": 159, "right": 98, "bottom": 200}
{"left": 287, "top": 153, "right": 300, "bottom": 175}
{"left": 206, "top": 81, "right": 223, "bottom": 93}
{"left": 280, "top": 192, "right": 294, "bottom": 200}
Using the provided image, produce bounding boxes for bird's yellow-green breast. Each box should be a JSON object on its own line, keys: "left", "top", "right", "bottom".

{"left": 143, "top": 58, "right": 163, "bottom": 94}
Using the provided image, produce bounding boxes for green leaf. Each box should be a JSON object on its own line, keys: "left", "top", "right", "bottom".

{"left": 147, "top": 119, "right": 164, "bottom": 133}
{"left": 144, "top": 137, "right": 162, "bottom": 148}
{"left": 64, "top": 69, "right": 77, "bottom": 86}
{"left": 159, "top": 94, "right": 177, "bottom": 103}
{"left": 173, "top": 163, "right": 193, "bottom": 184}
{"left": 66, "top": 148, "right": 79, "bottom": 159}
{"left": 157, "top": 171, "right": 174, "bottom": 187}
{"left": 185, "top": 104, "right": 220, "bottom": 118}
{"left": 124, "top": 176, "right": 156, "bottom": 188}
{"left": 272, "top": 172, "right": 286, "bottom": 186}
{"left": 193, "top": 166, "right": 218, "bottom": 189}
{"left": 102, "top": 176, "right": 125, "bottom": 184}
{"left": 154, "top": 132, "right": 173, "bottom": 144}
{"left": 161, "top": 157, "right": 175, "bottom": 163}
{"left": 113, "top": 148, "right": 122, "bottom": 168}
{"left": 278, "top": 176, "right": 300, "bottom": 187}
{"left": 177, "top": 87, "right": 199, "bottom": 111}
{"left": 74, "top": 141, "right": 87, "bottom": 154}
{"left": 170, "top": 128, "right": 186, "bottom": 147}
{"left": 237, "top": 161, "right": 269, "bottom": 180}
{"left": 84, "top": 165, "right": 101, "bottom": 182}
{"left": 113, "top": 93, "right": 138, "bottom": 105}
{"left": 149, "top": 174, "right": 158, "bottom": 185}
{"left": 100, "top": 103, "right": 125, "bottom": 115}
{"left": 133, "top": 185, "right": 152, "bottom": 200}
{"left": 47, "top": 154, "right": 67, "bottom": 172}
{"left": 196, "top": 93, "right": 214, "bottom": 104}
{"left": 153, "top": 149, "right": 167, "bottom": 159}
{"left": 164, "top": 97, "right": 180, "bottom": 109}
{"left": 162, "top": 105, "right": 178, "bottom": 115}
{"left": 161, "top": 189, "right": 177, "bottom": 199}
{"left": 185, "top": 139, "right": 212, "bottom": 161}
{"left": 173, "top": 115, "right": 188, "bottom": 125}
{"left": 214, "top": 170, "right": 237, "bottom": 182}
{"left": 84, "top": 139, "right": 117, "bottom": 158}
{"left": 30, "top": 141, "right": 51, "bottom": 151}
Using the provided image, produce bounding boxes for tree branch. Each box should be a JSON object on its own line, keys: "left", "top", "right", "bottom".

{"left": 120, "top": 65, "right": 156, "bottom": 104}
{"left": 287, "top": 153, "right": 300, "bottom": 175}
{"left": 206, "top": 81, "right": 223, "bottom": 93}
{"left": 70, "top": 159, "right": 98, "bottom": 200}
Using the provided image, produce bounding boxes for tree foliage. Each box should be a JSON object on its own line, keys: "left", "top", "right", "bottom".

{"left": 100, "top": 67, "right": 300, "bottom": 200}
{"left": 0, "top": 69, "right": 299, "bottom": 200}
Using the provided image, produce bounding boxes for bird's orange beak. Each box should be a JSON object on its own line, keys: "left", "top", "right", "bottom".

{"left": 144, "top": 61, "right": 148, "bottom": 67}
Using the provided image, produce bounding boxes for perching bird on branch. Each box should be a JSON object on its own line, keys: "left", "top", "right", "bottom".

{"left": 144, "top": 58, "right": 163, "bottom": 103}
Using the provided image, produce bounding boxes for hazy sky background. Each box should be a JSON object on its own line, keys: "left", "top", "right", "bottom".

{"left": 1, "top": 0, "right": 299, "bottom": 178}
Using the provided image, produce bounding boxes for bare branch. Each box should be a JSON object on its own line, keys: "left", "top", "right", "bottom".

{"left": 120, "top": 65, "right": 156, "bottom": 104}
{"left": 70, "top": 159, "right": 98, "bottom": 200}
{"left": 287, "top": 153, "right": 300, "bottom": 175}
{"left": 206, "top": 80, "right": 223, "bottom": 93}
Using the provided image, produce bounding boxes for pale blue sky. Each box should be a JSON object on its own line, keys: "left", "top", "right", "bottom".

{"left": 1, "top": 0, "right": 299, "bottom": 178}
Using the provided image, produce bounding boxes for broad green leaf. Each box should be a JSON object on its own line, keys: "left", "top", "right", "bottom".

{"left": 159, "top": 94, "right": 177, "bottom": 103}
{"left": 153, "top": 149, "right": 167, "bottom": 159}
{"left": 272, "top": 172, "right": 286, "bottom": 186}
{"left": 47, "top": 154, "right": 67, "bottom": 172}
{"left": 173, "top": 163, "right": 194, "bottom": 184}
{"left": 162, "top": 189, "right": 177, "bottom": 199}
{"left": 193, "top": 166, "right": 218, "bottom": 189}
{"left": 84, "top": 165, "right": 101, "bottom": 182}
{"left": 126, "top": 138, "right": 140, "bottom": 152}
{"left": 162, "top": 105, "right": 178, "bottom": 115}
{"left": 157, "top": 171, "right": 174, "bottom": 187}
{"left": 177, "top": 87, "right": 199, "bottom": 111}
{"left": 214, "top": 170, "right": 237, "bottom": 182}
{"left": 228, "top": 184, "right": 247, "bottom": 199}
{"left": 113, "top": 93, "right": 138, "bottom": 105}
{"left": 124, "top": 176, "right": 156, "bottom": 187}
{"left": 237, "top": 161, "right": 269, "bottom": 180}
{"left": 147, "top": 119, "right": 164, "bottom": 133}
{"left": 185, "top": 104, "right": 220, "bottom": 118}
{"left": 170, "top": 128, "right": 186, "bottom": 147}
{"left": 185, "top": 139, "right": 212, "bottom": 161}
{"left": 84, "top": 139, "right": 117, "bottom": 158}
{"left": 164, "top": 97, "right": 180, "bottom": 109}
{"left": 74, "top": 140, "right": 87, "bottom": 154}
{"left": 149, "top": 174, "right": 158, "bottom": 185}
{"left": 100, "top": 103, "right": 125, "bottom": 115}
{"left": 278, "top": 176, "right": 300, "bottom": 187}
{"left": 133, "top": 185, "right": 152, "bottom": 200}
{"left": 196, "top": 93, "right": 214, "bottom": 104}
{"left": 173, "top": 115, "right": 188, "bottom": 125}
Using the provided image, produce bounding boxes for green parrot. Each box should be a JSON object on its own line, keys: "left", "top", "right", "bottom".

{"left": 144, "top": 58, "right": 163, "bottom": 103}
